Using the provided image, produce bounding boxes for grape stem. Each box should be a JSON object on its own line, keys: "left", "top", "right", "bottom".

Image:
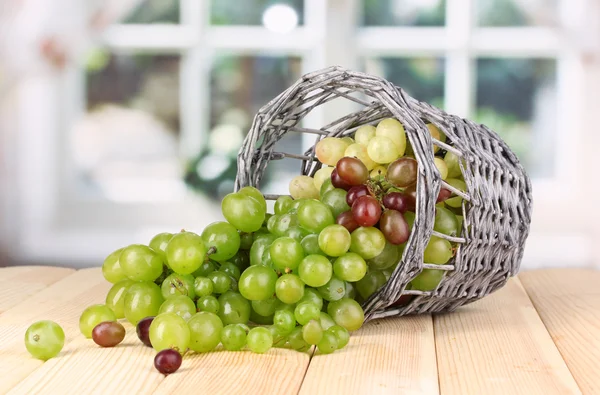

{"left": 206, "top": 246, "right": 217, "bottom": 256}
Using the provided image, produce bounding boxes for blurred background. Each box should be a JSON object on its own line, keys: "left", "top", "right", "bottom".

{"left": 0, "top": 0, "right": 599, "bottom": 269}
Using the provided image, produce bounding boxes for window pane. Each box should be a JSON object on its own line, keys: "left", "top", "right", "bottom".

{"left": 123, "top": 0, "right": 180, "bottom": 24}
{"left": 364, "top": 57, "right": 445, "bottom": 108}
{"left": 211, "top": 0, "right": 304, "bottom": 27}
{"left": 73, "top": 51, "right": 183, "bottom": 201}
{"left": 363, "top": 0, "right": 445, "bottom": 26}
{"left": 185, "top": 55, "right": 302, "bottom": 199}
{"left": 475, "top": 58, "right": 557, "bottom": 178}
{"left": 477, "top": 0, "right": 558, "bottom": 26}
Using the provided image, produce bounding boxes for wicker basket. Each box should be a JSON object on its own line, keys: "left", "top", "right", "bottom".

{"left": 235, "top": 66, "right": 533, "bottom": 321}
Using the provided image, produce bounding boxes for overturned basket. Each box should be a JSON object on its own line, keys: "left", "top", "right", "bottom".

{"left": 235, "top": 66, "right": 533, "bottom": 321}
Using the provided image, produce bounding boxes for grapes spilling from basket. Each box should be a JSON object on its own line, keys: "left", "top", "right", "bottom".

{"left": 24, "top": 117, "right": 467, "bottom": 375}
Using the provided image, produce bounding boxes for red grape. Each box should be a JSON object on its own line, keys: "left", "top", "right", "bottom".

{"left": 436, "top": 187, "right": 452, "bottom": 203}
{"left": 382, "top": 192, "right": 409, "bottom": 213}
{"left": 386, "top": 158, "right": 418, "bottom": 187}
{"left": 390, "top": 294, "right": 414, "bottom": 307}
{"left": 154, "top": 348, "right": 182, "bottom": 375}
{"left": 336, "top": 211, "right": 359, "bottom": 233}
{"left": 379, "top": 210, "right": 410, "bottom": 245}
{"left": 403, "top": 185, "right": 417, "bottom": 212}
{"left": 346, "top": 185, "right": 370, "bottom": 206}
{"left": 136, "top": 316, "right": 154, "bottom": 347}
{"left": 331, "top": 169, "right": 352, "bottom": 190}
{"left": 92, "top": 321, "right": 125, "bottom": 347}
{"left": 336, "top": 157, "right": 369, "bottom": 186}
{"left": 351, "top": 196, "right": 382, "bottom": 227}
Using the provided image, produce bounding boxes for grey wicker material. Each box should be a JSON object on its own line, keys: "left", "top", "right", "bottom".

{"left": 235, "top": 66, "right": 533, "bottom": 321}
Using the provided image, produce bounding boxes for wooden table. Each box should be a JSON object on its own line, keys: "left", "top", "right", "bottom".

{"left": 0, "top": 266, "right": 598, "bottom": 395}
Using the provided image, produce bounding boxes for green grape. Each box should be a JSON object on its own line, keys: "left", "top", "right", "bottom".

{"left": 319, "top": 312, "right": 336, "bottom": 330}
{"left": 158, "top": 295, "right": 196, "bottom": 321}
{"left": 222, "top": 192, "right": 266, "bottom": 233}
{"left": 298, "top": 288, "right": 323, "bottom": 310}
{"left": 298, "top": 255, "right": 332, "bottom": 288}
{"left": 271, "top": 212, "right": 299, "bottom": 237}
{"left": 434, "top": 206, "right": 460, "bottom": 236}
{"left": 268, "top": 326, "right": 288, "bottom": 348}
{"left": 149, "top": 232, "right": 173, "bottom": 262}
{"left": 319, "top": 178, "right": 336, "bottom": 198}
{"left": 270, "top": 237, "right": 305, "bottom": 272}
{"left": 367, "top": 136, "right": 400, "bottom": 164}
{"left": 298, "top": 200, "right": 335, "bottom": 233}
{"left": 188, "top": 312, "right": 223, "bottom": 353}
{"left": 294, "top": 302, "right": 321, "bottom": 326}
{"left": 445, "top": 178, "right": 467, "bottom": 208}
{"left": 301, "top": 234, "right": 324, "bottom": 256}
{"left": 404, "top": 211, "right": 415, "bottom": 230}
{"left": 124, "top": 282, "right": 164, "bottom": 326}
{"left": 24, "top": 320, "right": 65, "bottom": 360}
{"left": 166, "top": 231, "right": 207, "bottom": 275}
{"left": 102, "top": 248, "right": 127, "bottom": 284}
{"left": 194, "top": 276, "right": 214, "bottom": 298}
{"left": 355, "top": 270, "right": 387, "bottom": 300}
{"left": 290, "top": 175, "right": 321, "bottom": 199}
{"left": 318, "top": 275, "right": 346, "bottom": 301}
{"left": 252, "top": 296, "right": 281, "bottom": 317}
{"left": 434, "top": 157, "right": 449, "bottom": 180}
{"left": 275, "top": 274, "right": 305, "bottom": 304}
{"left": 261, "top": 249, "right": 274, "bottom": 268}
{"left": 219, "top": 262, "right": 241, "bottom": 281}
{"left": 192, "top": 260, "right": 217, "bottom": 277}
{"left": 238, "top": 186, "right": 267, "bottom": 212}
{"left": 238, "top": 265, "right": 277, "bottom": 301}
{"left": 344, "top": 281, "right": 357, "bottom": 300}
{"left": 289, "top": 198, "right": 306, "bottom": 212}
{"left": 284, "top": 226, "right": 311, "bottom": 242}
{"left": 221, "top": 324, "right": 247, "bottom": 351}
{"left": 349, "top": 227, "right": 386, "bottom": 259}
{"left": 318, "top": 225, "right": 351, "bottom": 257}
{"left": 273, "top": 309, "right": 296, "bottom": 336}
{"left": 317, "top": 331, "right": 338, "bottom": 354}
{"left": 444, "top": 150, "right": 464, "bottom": 178}
{"left": 229, "top": 250, "right": 250, "bottom": 271}
{"left": 302, "top": 319, "right": 323, "bottom": 345}
{"left": 333, "top": 253, "right": 367, "bottom": 282}
{"left": 367, "top": 241, "right": 401, "bottom": 270}
{"left": 321, "top": 189, "right": 351, "bottom": 219}
{"left": 197, "top": 295, "right": 220, "bottom": 314}
{"left": 201, "top": 221, "right": 241, "bottom": 262}
{"left": 149, "top": 312, "right": 190, "bottom": 352}
{"left": 327, "top": 298, "right": 365, "bottom": 331}
{"left": 218, "top": 291, "right": 251, "bottom": 325}
{"left": 161, "top": 273, "right": 195, "bottom": 300}
{"left": 376, "top": 118, "right": 406, "bottom": 155}
{"left": 266, "top": 214, "right": 278, "bottom": 234}
{"left": 247, "top": 327, "right": 273, "bottom": 354}
{"left": 239, "top": 232, "right": 254, "bottom": 250}
{"left": 411, "top": 269, "right": 445, "bottom": 291}
{"left": 250, "top": 234, "right": 276, "bottom": 266}
{"left": 314, "top": 166, "right": 334, "bottom": 191}
{"left": 424, "top": 236, "right": 453, "bottom": 264}
{"left": 79, "top": 304, "right": 116, "bottom": 338}
{"left": 354, "top": 124, "right": 376, "bottom": 146}
{"left": 275, "top": 195, "right": 294, "bottom": 215}
{"left": 327, "top": 325, "right": 350, "bottom": 349}
{"left": 250, "top": 309, "right": 274, "bottom": 325}
{"left": 287, "top": 327, "right": 310, "bottom": 351}
{"left": 207, "top": 271, "right": 232, "bottom": 294}
{"left": 120, "top": 245, "right": 164, "bottom": 282}
{"left": 105, "top": 279, "right": 134, "bottom": 319}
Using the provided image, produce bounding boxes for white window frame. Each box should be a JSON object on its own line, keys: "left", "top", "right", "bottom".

{"left": 8, "top": 0, "right": 599, "bottom": 268}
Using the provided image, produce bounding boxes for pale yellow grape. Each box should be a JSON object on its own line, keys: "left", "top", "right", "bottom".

{"left": 444, "top": 150, "right": 464, "bottom": 178}
{"left": 375, "top": 118, "right": 406, "bottom": 156}
{"left": 367, "top": 136, "right": 399, "bottom": 164}
{"left": 354, "top": 125, "right": 376, "bottom": 146}
{"left": 315, "top": 137, "right": 350, "bottom": 166}
{"left": 433, "top": 157, "right": 448, "bottom": 180}
{"left": 341, "top": 136, "right": 355, "bottom": 145}
{"left": 344, "top": 143, "right": 376, "bottom": 170}
{"left": 427, "top": 123, "right": 442, "bottom": 153}
{"left": 370, "top": 165, "right": 387, "bottom": 178}
{"left": 289, "top": 175, "right": 320, "bottom": 199}
{"left": 313, "top": 167, "right": 334, "bottom": 190}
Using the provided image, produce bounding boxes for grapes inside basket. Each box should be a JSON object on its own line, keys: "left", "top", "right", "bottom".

{"left": 24, "top": 67, "right": 532, "bottom": 373}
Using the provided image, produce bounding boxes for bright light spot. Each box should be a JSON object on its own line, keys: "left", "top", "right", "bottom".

{"left": 209, "top": 124, "right": 244, "bottom": 155}
{"left": 262, "top": 4, "right": 298, "bottom": 34}
{"left": 197, "top": 154, "right": 230, "bottom": 181}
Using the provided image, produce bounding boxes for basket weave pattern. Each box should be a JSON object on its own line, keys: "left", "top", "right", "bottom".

{"left": 235, "top": 66, "right": 533, "bottom": 321}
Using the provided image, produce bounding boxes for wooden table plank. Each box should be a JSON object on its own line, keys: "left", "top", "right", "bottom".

{"left": 299, "top": 315, "right": 439, "bottom": 395}
{"left": 434, "top": 277, "right": 582, "bottom": 395}
{"left": 519, "top": 269, "right": 600, "bottom": 395}
{"left": 0, "top": 268, "right": 111, "bottom": 394}
{"left": 154, "top": 347, "right": 311, "bottom": 395}
{"left": 0, "top": 266, "right": 75, "bottom": 314}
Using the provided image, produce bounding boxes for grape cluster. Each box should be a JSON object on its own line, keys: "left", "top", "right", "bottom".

{"left": 23, "top": 117, "right": 466, "bottom": 376}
